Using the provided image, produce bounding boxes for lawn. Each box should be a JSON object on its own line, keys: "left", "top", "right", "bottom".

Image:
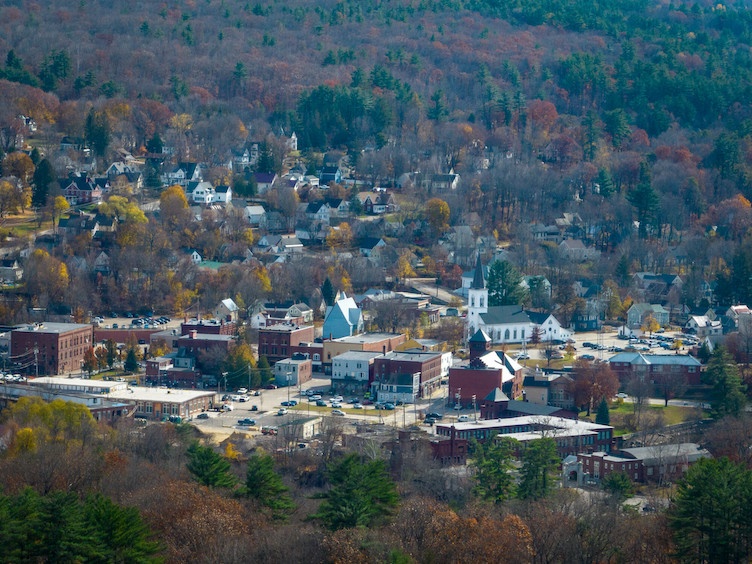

{"left": 581, "top": 400, "right": 704, "bottom": 435}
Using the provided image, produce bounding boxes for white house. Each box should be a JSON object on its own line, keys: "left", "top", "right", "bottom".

{"left": 212, "top": 185, "right": 232, "bottom": 204}
{"left": 244, "top": 205, "right": 267, "bottom": 227}
{"left": 189, "top": 181, "right": 215, "bottom": 205}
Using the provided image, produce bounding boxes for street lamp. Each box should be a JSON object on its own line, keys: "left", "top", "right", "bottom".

{"left": 472, "top": 394, "right": 477, "bottom": 422}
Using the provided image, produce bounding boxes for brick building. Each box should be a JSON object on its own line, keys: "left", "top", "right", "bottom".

{"left": 258, "top": 324, "right": 315, "bottom": 364}
{"left": 322, "top": 332, "right": 406, "bottom": 374}
{"left": 11, "top": 322, "right": 94, "bottom": 375}
{"left": 577, "top": 443, "right": 710, "bottom": 484}
{"left": 373, "top": 350, "right": 444, "bottom": 399}
{"left": 608, "top": 352, "right": 702, "bottom": 386}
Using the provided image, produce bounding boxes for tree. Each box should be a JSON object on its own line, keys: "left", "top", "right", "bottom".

{"left": 703, "top": 346, "right": 747, "bottom": 419}
{"left": 124, "top": 346, "right": 139, "bottom": 373}
{"left": 186, "top": 442, "right": 237, "bottom": 489}
{"left": 425, "top": 197, "right": 450, "bottom": 235}
{"left": 159, "top": 184, "right": 189, "bottom": 229}
{"left": 595, "top": 397, "right": 610, "bottom": 425}
{"left": 486, "top": 260, "right": 528, "bottom": 306}
{"left": 670, "top": 458, "right": 752, "bottom": 563}
{"left": 223, "top": 343, "right": 256, "bottom": 391}
{"left": 257, "top": 356, "right": 272, "bottom": 386}
{"left": 104, "top": 339, "right": 117, "bottom": 369}
{"left": 326, "top": 223, "right": 353, "bottom": 251}
{"left": 640, "top": 313, "right": 660, "bottom": 337}
{"left": 322, "top": 277, "right": 336, "bottom": 306}
{"left": 314, "top": 453, "right": 399, "bottom": 530}
{"left": 2, "top": 151, "right": 34, "bottom": 184}
{"left": 517, "top": 438, "right": 559, "bottom": 500}
{"left": 471, "top": 436, "right": 517, "bottom": 504}
{"left": 22, "top": 249, "right": 69, "bottom": 302}
{"left": 32, "top": 158, "right": 56, "bottom": 207}
{"left": 85, "top": 109, "right": 110, "bottom": 158}
{"left": 244, "top": 452, "right": 295, "bottom": 519}
{"left": 82, "top": 347, "right": 97, "bottom": 376}
{"left": 571, "top": 358, "right": 619, "bottom": 415}
{"left": 601, "top": 471, "right": 634, "bottom": 501}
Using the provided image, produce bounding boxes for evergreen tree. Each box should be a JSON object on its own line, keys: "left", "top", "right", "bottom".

{"left": 146, "top": 132, "right": 163, "bottom": 154}
{"left": 322, "top": 277, "right": 336, "bottom": 306}
{"left": 670, "top": 458, "right": 752, "bottom": 563}
{"left": 703, "top": 346, "right": 747, "bottom": 418}
{"left": 31, "top": 158, "right": 56, "bottom": 207}
{"left": 186, "top": 442, "right": 237, "bottom": 488}
{"left": 486, "top": 260, "right": 528, "bottom": 307}
{"left": 626, "top": 162, "right": 660, "bottom": 238}
{"left": 257, "top": 355, "right": 273, "bottom": 385}
{"left": 471, "top": 436, "right": 518, "bottom": 504}
{"left": 596, "top": 168, "right": 615, "bottom": 197}
{"left": 244, "top": 452, "right": 295, "bottom": 519}
{"left": 85, "top": 109, "right": 110, "bottom": 158}
{"left": 124, "top": 346, "right": 139, "bottom": 373}
{"left": 595, "top": 397, "right": 610, "bottom": 425}
{"left": 313, "top": 453, "right": 399, "bottom": 530}
{"left": 601, "top": 471, "right": 634, "bottom": 501}
{"left": 517, "top": 438, "right": 559, "bottom": 500}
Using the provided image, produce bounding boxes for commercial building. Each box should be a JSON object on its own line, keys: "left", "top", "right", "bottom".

{"left": 258, "top": 323, "right": 315, "bottom": 364}
{"left": 105, "top": 387, "right": 217, "bottom": 421}
{"left": 11, "top": 322, "right": 94, "bottom": 376}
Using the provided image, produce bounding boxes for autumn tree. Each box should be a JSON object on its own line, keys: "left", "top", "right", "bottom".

{"left": 159, "top": 185, "right": 190, "bottom": 230}
{"left": 22, "top": 249, "right": 69, "bottom": 303}
{"left": 325, "top": 223, "right": 353, "bottom": 251}
{"left": 82, "top": 347, "right": 97, "bottom": 376}
{"left": 223, "top": 343, "right": 256, "bottom": 391}
{"left": 2, "top": 151, "right": 34, "bottom": 184}
{"left": 571, "top": 359, "right": 619, "bottom": 415}
{"left": 425, "top": 197, "right": 450, "bottom": 235}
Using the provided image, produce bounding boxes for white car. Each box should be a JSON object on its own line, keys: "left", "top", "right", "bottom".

{"left": 331, "top": 409, "right": 346, "bottom": 416}
{"left": 331, "top": 402, "right": 342, "bottom": 408}
{"left": 331, "top": 395, "right": 344, "bottom": 403}
{"left": 616, "top": 393, "right": 629, "bottom": 399}
{"left": 277, "top": 408, "right": 288, "bottom": 416}
{"left": 457, "top": 415, "right": 470, "bottom": 422}
{"left": 222, "top": 404, "right": 234, "bottom": 411}
{"left": 309, "top": 395, "right": 322, "bottom": 401}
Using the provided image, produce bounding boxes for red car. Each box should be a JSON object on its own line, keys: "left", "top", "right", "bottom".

{"left": 361, "top": 399, "right": 374, "bottom": 405}
{"left": 264, "top": 384, "right": 278, "bottom": 389}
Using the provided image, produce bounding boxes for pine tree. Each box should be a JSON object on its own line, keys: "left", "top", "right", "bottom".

{"left": 486, "top": 260, "right": 528, "bottom": 307}
{"left": 517, "top": 438, "right": 559, "bottom": 500}
{"left": 244, "top": 452, "right": 295, "bottom": 519}
{"left": 670, "top": 458, "right": 752, "bottom": 563}
{"left": 257, "top": 356, "right": 273, "bottom": 385}
{"left": 313, "top": 453, "right": 399, "bottom": 530}
{"left": 322, "top": 277, "right": 336, "bottom": 306}
{"left": 471, "top": 436, "right": 518, "bottom": 503}
{"left": 186, "top": 442, "right": 237, "bottom": 488}
{"left": 703, "top": 346, "right": 747, "bottom": 418}
{"left": 595, "top": 397, "right": 610, "bottom": 425}
{"left": 124, "top": 346, "right": 139, "bottom": 373}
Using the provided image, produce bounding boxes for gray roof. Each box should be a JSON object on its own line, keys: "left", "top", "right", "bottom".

{"left": 14, "top": 322, "right": 91, "bottom": 334}
{"left": 471, "top": 254, "right": 485, "bottom": 290}
{"left": 480, "top": 306, "right": 531, "bottom": 325}
{"left": 485, "top": 387, "right": 510, "bottom": 402}
{"left": 506, "top": 400, "right": 563, "bottom": 416}
{"left": 609, "top": 352, "right": 701, "bottom": 366}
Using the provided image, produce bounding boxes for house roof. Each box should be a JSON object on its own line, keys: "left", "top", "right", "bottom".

{"left": 219, "top": 298, "right": 238, "bottom": 312}
{"left": 506, "top": 400, "right": 563, "bottom": 416}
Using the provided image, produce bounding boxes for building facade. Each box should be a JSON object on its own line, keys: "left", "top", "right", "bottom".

{"left": 11, "top": 322, "right": 94, "bottom": 375}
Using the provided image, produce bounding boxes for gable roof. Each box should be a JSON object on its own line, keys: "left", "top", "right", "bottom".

{"left": 480, "top": 306, "right": 531, "bottom": 326}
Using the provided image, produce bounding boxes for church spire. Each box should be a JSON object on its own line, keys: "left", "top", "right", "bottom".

{"left": 470, "top": 253, "right": 485, "bottom": 290}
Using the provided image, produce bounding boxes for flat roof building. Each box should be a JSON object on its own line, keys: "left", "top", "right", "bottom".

{"left": 11, "top": 322, "right": 93, "bottom": 376}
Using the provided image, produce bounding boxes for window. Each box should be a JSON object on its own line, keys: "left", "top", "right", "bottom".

{"left": 504, "top": 329, "right": 510, "bottom": 340}
{"left": 471, "top": 297, "right": 475, "bottom": 307}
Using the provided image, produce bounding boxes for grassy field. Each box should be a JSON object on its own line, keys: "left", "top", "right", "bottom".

{"left": 582, "top": 400, "right": 705, "bottom": 435}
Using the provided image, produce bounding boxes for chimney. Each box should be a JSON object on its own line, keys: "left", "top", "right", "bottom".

{"left": 190, "top": 330, "right": 198, "bottom": 339}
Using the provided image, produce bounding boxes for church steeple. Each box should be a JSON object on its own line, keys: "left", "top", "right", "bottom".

{"left": 471, "top": 253, "right": 485, "bottom": 290}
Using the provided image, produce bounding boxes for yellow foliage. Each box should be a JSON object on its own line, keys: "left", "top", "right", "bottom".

{"left": 255, "top": 266, "right": 272, "bottom": 293}
{"left": 12, "top": 427, "right": 37, "bottom": 454}
{"left": 224, "top": 442, "right": 241, "bottom": 461}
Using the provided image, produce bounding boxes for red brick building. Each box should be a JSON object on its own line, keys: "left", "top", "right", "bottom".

{"left": 373, "top": 350, "right": 444, "bottom": 398}
{"left": 11, "top": 322, "right": 94, "bottom": 375}
{"left": 449, "top": 352, "right": 524, "bottom": 408}
{"left": 608, "top": 352, "right": 702, "bottom": 386}
{"left": 180, "top": 318, "right": 236, "bottom": 336}
{"left": 258, "top": 324, "right": 315, "bottom": 364}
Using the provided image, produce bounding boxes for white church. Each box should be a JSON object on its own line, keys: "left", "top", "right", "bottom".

{"left": 466, "top": 255, "right": 571, "bottom": 345}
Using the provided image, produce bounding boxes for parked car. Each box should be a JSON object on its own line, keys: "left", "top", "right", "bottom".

{"left": 309, "top": 394, "right": 322, "bottom": 401}
{"left": 316, "top": 400, "right": 327, "bottom": 407}
{"left": 277, "top": 408, "right": 288, "bottom": 416}
{"left": 516, "top": 353, "right": 530, "bottom": 360}
{"left": 281, "top": 400, "right": 297, "bottom": 407}
{"left": 457, "top": 414, "right": 470, "bottom": 422}
{"left": 222, "top": 404, "right": 234, "bottom": 411}
{"left": 580, "top": 354, "right": 596, "bottom": 360}
{"left": 425, "top": 412, "right": 443, "bottom": 420}
{"left": 331, "top": 409, "right": 346, "bottom": 416}
{"left": 331, "top": 395, "right": 344, "bottom": 402}
{"left": 383, "top": 403, "right": 395, "bottom": 410}
{"left": 265, "top": 384, "right": 278, "bottom": 390}
{"left": 352, "top": 403, "right": 364, "bottom": 409}
{"left": 331, "top": 402, "right": 342, "bottom": 408}
{"left": 195, "top": 413, "right": 210, "bottom": 420}
{"left": 616, "top": 392, "right": 629, "bottom": 399}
